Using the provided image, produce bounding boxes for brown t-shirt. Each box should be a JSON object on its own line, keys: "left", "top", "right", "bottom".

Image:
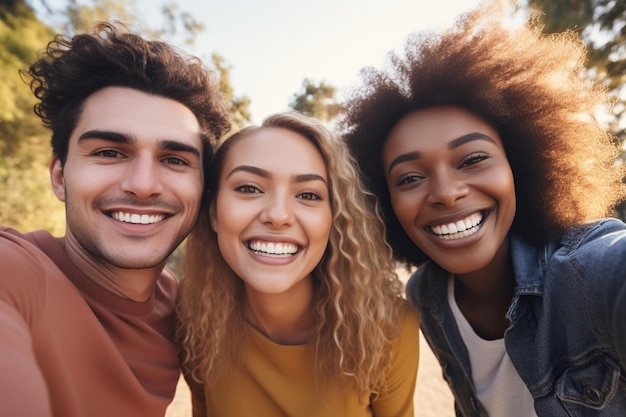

{"left": 0, "top": 227, "right": 179, "bottom": 417}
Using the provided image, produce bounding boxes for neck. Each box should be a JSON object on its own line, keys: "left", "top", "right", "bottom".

{"left": 245, "top": 279, "right": 314, "bottom": 345}
{"left": 58, "top": 236, "right": 162, "bottom": 302}
{"left": 456, "top": 237, "right": 514, "bottom": 298}
{"left": 454, "top": 238, "right": 514, "bottom": 339}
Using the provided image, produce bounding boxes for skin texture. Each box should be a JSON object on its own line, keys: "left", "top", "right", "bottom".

{"left": 50, "top": 86, "right": 204, "bottom": 301}
{"left": 383, "top": 106, "right": 516, "bottom": 338}
{"left": 210, "top": 127, "right": 332, "bottom": 344}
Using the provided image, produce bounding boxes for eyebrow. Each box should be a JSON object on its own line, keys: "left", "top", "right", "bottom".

{"left": 448, "top": 132, "right": 496, "bottom": 149}
{"left": 386, "top": 132, "right": 497, "bottom": 175}
{"left": 226, "top": 165, "right": 328, "bottom": 187}
{"left": 387, "top": 152, "right": 420, "bottom": 176}
{"left": 77, "top": 129, "right": 201, "bottom": 159}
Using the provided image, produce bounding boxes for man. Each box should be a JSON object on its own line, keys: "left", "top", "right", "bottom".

{"left": 0, "top": 22, "right": 230, "bottom": 417}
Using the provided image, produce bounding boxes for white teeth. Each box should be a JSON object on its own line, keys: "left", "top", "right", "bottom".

{"left": 431, "top": 213, "right": 483, "bottom": 240}
{"left": 111, "top": 211, "right": 165, "bottom": 224}
{"left": 248, "top": 240, "right": 299, "bottom": 257}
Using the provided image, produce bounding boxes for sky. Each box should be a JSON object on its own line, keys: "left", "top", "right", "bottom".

{"left": 163, "top": 0, "right": 483, "bottom": 123}
{"left": 38, "top": 0, "right": 483, "bottom": 124}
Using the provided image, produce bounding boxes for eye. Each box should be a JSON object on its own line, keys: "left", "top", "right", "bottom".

{"left": 163, "top": 157, "right": 188, "bottom": 166}
{"left": 396, "top": 173, "right": 424, "bottom": 186}
{"left": 297, "top": 191, "right": 322, "bottom": 201}
{"left": 459, "top": 153, "right": 489, "bottom": 168}
{"left": 234, "top": 183, "right": 262, "bottom": 194}
{"left": 94, "top": 149, "right": 124, "bottom": 158}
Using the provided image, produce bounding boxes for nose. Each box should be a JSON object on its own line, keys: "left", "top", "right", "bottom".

{"left": 120, "top": 155, "right": 164, "bottom": 199}
{"left": 426, "top": 168, "right": 469, "bottom": 207}
{"left": 259, "top": 191, "right": 294, "bottom": 228}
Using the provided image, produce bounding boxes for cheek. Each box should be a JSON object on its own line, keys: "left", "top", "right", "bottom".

{"left": 307, "top": 209, "right": 333, "bottom": 247}
{"left": 60, "top": 169, "right": 101, "bottom": 203}
{"left": 494, "top": 168, "right": 517, "bottom": 217}
{"left": 176, "top": 174, "right": 204, "bottom": 206}
{"left": 213, "top": 206, "right": 244, "bottom": 268}
{"left": 214, "top": 197, "right": 244, "bottom": 235}
{"left": 389, "top": 190, "right": 420, "bottom": 230}
{"left": 503, "top": 183, "right": 517, "bottom": 229}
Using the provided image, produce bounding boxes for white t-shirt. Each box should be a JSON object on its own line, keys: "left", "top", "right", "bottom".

{"left": 448, "top": 276, "right": 538, "bottom": 417}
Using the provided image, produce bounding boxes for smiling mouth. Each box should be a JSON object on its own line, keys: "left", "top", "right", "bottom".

{"left": 247, "top": 240, "right": 300, "bottom": 258}
{"left": 110, "top": 211, "right": 166, "bottom": 225}
{"left": 428, "top": 212, "right": 484, "bottom": 240}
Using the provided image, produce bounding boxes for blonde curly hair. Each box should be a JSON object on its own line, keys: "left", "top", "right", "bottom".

{"left": 177, "top": 111, "right": 405, "bottom": 399}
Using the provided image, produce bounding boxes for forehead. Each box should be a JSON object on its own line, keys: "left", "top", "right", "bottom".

{"left": 222, "top": 127, "right": 327, "bottom": 175}
{"left": 74, "top": 86, "right": 203, "bottom": 148}
{"left": 386, "top": 106, "right": 501, "bottom": 150}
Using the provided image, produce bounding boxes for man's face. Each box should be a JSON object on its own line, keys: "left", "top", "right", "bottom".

{"left": 50, "top": 86, "right": 204, "bottom": 271}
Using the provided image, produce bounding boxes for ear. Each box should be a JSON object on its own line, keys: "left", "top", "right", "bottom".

{"left": 49, "top": 156, "right": 66, "bottom": 202}
{"left": 209, "top": 201, "right": 218, "bottom": 233}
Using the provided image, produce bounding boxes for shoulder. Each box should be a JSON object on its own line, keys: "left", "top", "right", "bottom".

{"left": 384, "top": 299, "right": 420, "bottom": 393}
{"left": 398, "top": 299, "right": 420, "bottom": 330}
{"left": 562, "top": 218, "right": 626, "bottom": 250}
{"left": 0, "top": 228, "right": 51, "bottom": 279}
{"left": 392, "top": 299, "right": 420, "bottom": 353}
{"left": 547, "top": 220, "right": 626, "bottom": 312}
{"left": 560, "top": 219, "right": 626, "bottom": 271}
{"left": 0, "top": 228, "right": 55, "bottom": 324}
{"left": 0, "top": 226, "right": 33, "bottom": 247}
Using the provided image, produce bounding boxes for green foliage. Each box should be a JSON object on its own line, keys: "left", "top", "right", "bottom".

{"left": 64, "top": 0, "right": 135, "bottom": 33}
{"left": 0, "top": 0, "right": 64, "bottom": 234}
{"left": 525, "top": 0, "right": 626, "bottom": 219}
{"left": 59, "top": 0, "right": 206, "bottom": 49}
{"left": 154, "top": 3, "right": 205, "bottom": 47}
{"left": 211, "top": 53, "right": 251, "bottom": 132}
{"left": 526, "top": 0, "right": 626, "bottom": 141}
{"left": 289, "top": 79, "right": 340, "bottom": 122}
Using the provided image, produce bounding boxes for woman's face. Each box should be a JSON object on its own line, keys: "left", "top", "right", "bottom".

{"left": 382, "top": 106, "right": 516, "bottom": 275}
{"left": 211, "top": 127, "right": 332, "bottom": 299}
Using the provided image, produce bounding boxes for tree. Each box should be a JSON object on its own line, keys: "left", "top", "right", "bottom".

{"left": 525, "top": 1, "right": 626, "bottom": 140}
{"left": 0, "top": 0, "right": 65, "bottom": 234}
{"left": 524, "top": 0, "right": 626, "bottom": 220}
{"left": 289, "top": 79, "right": 340, "bottom": 122}
{"left": 212, "top": 53, "right": 251, "bottom": 132}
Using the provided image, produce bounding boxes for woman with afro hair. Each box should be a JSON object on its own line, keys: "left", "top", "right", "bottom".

{"left": 342, "top": 1, "right": 626, "bottom": 416}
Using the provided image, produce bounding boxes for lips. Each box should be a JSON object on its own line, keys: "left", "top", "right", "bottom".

{"left": 247, "top": 240, "right": 300, "bottom": 257}
{"left": 429, "top": 212, "right": 483, "bottom": 240}
{"left": 110, "top": 211, "right": 166, "bottom": 224}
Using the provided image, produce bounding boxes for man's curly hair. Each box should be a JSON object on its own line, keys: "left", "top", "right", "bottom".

{"left": 341, "top": 0, "right": 625, "bottom": 267}
{"left": 23, "top": 21, "right": 230, "bottom": 173}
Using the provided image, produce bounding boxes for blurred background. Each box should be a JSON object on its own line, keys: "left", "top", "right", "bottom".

{"left": 3, "top": 1, "right": 624, "bottom": 415}
{"left": 2, "top": 0, "right": 624, "bottom": 246}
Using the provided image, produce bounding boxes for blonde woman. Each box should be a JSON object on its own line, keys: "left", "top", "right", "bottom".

{"left": 177, "top": 112, "right": 419, "bottom": 416}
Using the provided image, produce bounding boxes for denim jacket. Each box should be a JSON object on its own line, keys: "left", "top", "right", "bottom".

{"left": 406, "top": 218, "right": 626, "bottom": 417}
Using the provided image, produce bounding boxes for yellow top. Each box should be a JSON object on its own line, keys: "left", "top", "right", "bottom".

{"left": 187, "top": 301, "right": 420, "bottom": 417}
